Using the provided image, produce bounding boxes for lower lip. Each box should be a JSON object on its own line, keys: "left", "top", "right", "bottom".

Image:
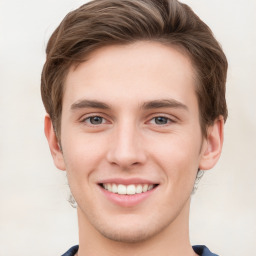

{"left": 99, "top": 185, "right": 157, "bottom": 207}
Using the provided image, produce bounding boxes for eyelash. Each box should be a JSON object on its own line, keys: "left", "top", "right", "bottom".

{"left": 80, "top": 114, "right": 175, "bottom": 127}
{"left": 81, "top": 115, "right": 108, "bottom": 126}
{"left": 149, "top": 116, "right": 173, "bottom": 125}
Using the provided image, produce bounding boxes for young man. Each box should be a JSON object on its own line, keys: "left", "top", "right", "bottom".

{"left": 41, "top": 0, "right": 228, "bottom": 255}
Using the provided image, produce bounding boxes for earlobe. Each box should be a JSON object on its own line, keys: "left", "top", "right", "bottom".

{"left": 44, "top": 115, "right": 66, "bottom": 171}
{"left": 199, "top": 116, "right": 224, "bottom": 170}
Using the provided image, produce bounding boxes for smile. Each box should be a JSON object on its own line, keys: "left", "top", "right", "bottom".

{"left": 100, "top": 183, "right": 158, "bottom": 195}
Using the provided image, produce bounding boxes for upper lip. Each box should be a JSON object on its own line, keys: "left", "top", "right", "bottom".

{"left": 97, "top": 178, "right": 159, "bottom": 185}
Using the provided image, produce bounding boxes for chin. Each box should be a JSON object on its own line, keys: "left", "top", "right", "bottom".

{"left": 98, "top": 225, "right": 156, "bottom": 243}
{"left": 92, "top": 214, "right": 170, "bottom": 244}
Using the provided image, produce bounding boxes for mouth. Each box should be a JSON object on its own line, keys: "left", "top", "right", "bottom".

{"left": 99, "top": 183, "right": 159, "bottom": 195}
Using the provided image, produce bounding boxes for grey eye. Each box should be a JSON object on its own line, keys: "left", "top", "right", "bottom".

{"left": 88, "top": 116, "right": 103, "bottom": 125}
{"left": 154, "top": 116, "right": 168, "bottom": 125}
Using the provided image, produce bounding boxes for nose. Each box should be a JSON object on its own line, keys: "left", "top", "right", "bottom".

{"left": 106, "top": 122, "right": 147, "bottom": 169}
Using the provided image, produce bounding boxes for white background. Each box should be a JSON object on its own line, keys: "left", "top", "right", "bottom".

{"left": 0, "top": 0, "right": 255, "bottom": 255}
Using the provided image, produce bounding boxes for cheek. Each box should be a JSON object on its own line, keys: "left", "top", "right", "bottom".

{"left": 150, "top": 134, "right": 200, "bottom": 185}
{"left": 61, "top": 133, "right": 108, "bottom": 177}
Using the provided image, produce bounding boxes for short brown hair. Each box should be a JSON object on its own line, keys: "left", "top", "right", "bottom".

{"left": 41, "top": 0, "right": 228, "bottom": 138}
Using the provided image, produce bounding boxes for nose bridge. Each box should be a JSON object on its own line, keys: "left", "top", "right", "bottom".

{"left": 107, "top": 117, "right": 146, "bottom": 168}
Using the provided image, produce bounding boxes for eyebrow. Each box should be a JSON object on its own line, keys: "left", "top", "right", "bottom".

{"left": 141, "top": 99, "right": 188, "bottom": 111}
{"left": 71, "top": 99, "right": 110, "bottom": 110}
{"left": 70, "top": 98, "right": 188, "bottom": 111}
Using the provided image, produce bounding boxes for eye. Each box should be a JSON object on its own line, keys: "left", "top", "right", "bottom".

{"left": 84, "top": 116, "right": 106, "bottom": 125}
{"left": 150, "top": 116, "right": 171, "bottom": 125}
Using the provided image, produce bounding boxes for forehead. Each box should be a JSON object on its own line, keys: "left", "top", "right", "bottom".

{"left": 63, "top": 41, "right": 197, "bottom": 109}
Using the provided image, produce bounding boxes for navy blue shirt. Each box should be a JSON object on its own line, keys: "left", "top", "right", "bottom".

{"left": 62, "top": 245, "right": 218, "bottom": 256}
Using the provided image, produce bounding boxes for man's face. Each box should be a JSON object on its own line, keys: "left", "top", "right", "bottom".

{"left": 52, "top": 42, "right": 211, "bottom": 242}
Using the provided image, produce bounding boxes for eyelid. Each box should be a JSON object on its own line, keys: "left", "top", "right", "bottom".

{"left": 146, "top": 113, "right": 177, "bottom": 124}
{"left": 84, "top": 116, "right": 106, "bottom": 125}
{"left": 149, "top": 117, "right": 173, "bottom": 125}
{"left": 79, "top": 112, "right": 111, "bottom": 125}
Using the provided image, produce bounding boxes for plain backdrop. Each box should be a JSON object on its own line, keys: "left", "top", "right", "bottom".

{"left": 0, "top": 0, "right": 255, "bottom": 255}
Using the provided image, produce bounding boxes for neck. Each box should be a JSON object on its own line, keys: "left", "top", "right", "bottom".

{"left": 77, "top": 199, "right": 196, "bottom": 256}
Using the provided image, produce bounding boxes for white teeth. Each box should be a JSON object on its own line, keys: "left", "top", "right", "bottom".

{"left": 127, "top": 185, "right": 136, "bottom": 195}
{"left": 142, "top": 184, "right": 148, "bottom": 192}
{"left": 136, "top": 184, "right": 143, "bottom": 194}
{"left": 148, "top": 184, "right": 154, "bottom": 191}
{"left": 102, "top": 183, "right": 155, "bottom": 195}
{"left": 117, "top": 184, "right": 126, "bottom": 194}
{"left": 112, "top": 183, "right": 118, "bottom": 193}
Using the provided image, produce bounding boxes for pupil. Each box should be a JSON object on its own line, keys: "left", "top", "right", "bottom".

{"left": 90, "top": 116, "right": 102, "bottom": 124}
{"left": 155, "top": 117, "right": 167, "bottom": 124}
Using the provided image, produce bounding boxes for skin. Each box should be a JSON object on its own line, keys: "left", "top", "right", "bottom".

{"left": 45, "top": 41, "right": 224, "bottom": 256}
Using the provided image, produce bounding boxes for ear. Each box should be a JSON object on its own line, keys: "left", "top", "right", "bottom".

{"left": 199, "top": 116, "right": 224, "bottom": 170}
{"left": 44, "top": 114, "right": 66, "bottom": 171}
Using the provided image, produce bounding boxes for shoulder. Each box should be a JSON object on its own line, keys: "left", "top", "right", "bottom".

{"left": 61, "top": 245, "right": 79, "bottom": 256}
{"left": 192, "top": 245, "right": 219, "bottom": 256}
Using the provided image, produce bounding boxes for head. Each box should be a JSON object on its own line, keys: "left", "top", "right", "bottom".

{"left": 41, "top": 0, "right": 228, "bottom": 246}
{"left": 41, "top": 0, "right": 228, "bottom": 140}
